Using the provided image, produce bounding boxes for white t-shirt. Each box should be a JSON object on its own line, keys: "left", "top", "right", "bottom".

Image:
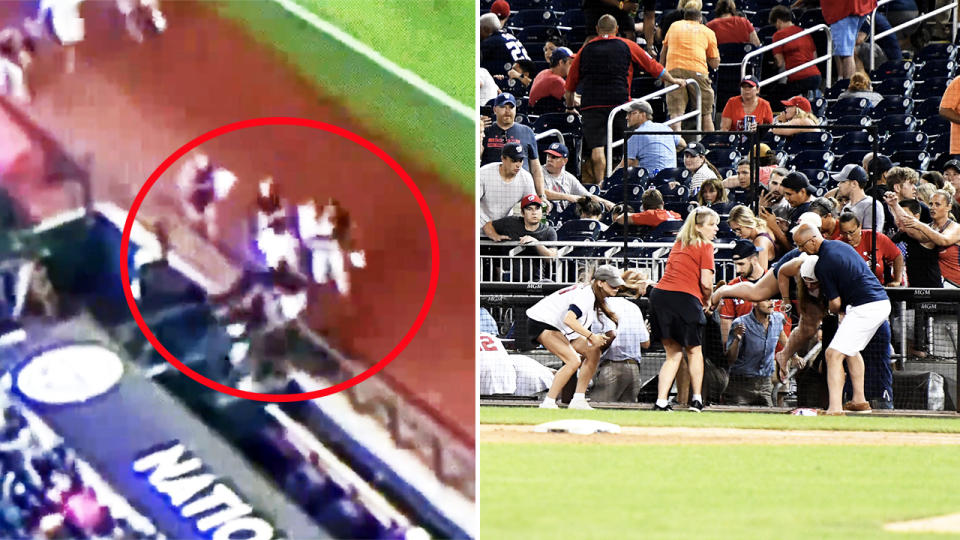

{"left": 689, "top": 163, "right": 718, "bottom": 195}
{"left": 526, "top": 283, "right": 598, "bottom": 340}
{"left": 544, "top": 168, "right": 590, "bottom": 213}
{"left": 478, "top": 162, "right": 536, "bottom": 229}
{"left": 478, "top": 68, "right": 499, "bottom": 108}
{"left": 592, "top": 297, "right": 649, "bottom": 363}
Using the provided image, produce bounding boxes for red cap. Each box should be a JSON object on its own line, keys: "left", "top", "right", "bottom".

{"left": 491, "top": 0, "right": 510, "bottom": 18}
{"left": 521, "top": 194, "right": 543, "bottom": 208}
{"left": 780, "top": 95, "right": 811, "bottom": 113}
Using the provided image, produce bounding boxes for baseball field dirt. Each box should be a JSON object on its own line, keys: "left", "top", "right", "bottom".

{"left": 0, "top": 1, "right": 474, "bottom": 434}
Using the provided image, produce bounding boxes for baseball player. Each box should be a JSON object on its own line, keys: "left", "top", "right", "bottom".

{"left": 252, "top": 177, "right": 300, "bottom": 272}
{"left": 177, "top": 153, "right": 237, "bottom": 240}
{"left": 0, "top": 27, "right": 35, "bottom": 103}
{"left": 28, "top": 0, "right": 85, "bottom": 74}
{"left": 116, "top": 0, "right": 166, "bottom": 43}
{"left": 299, "top": 199, "right": 364, "bottom": 295}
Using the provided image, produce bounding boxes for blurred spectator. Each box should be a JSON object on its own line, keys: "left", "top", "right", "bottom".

{"left": 724, "top": 299, "right": 787, "bottom": 406}
{"left": 761, "top": 167, "right": 792, "bottom": 219}
{"left": 864, "top": 152, "right": 894, "bottom": 182}
{"left": 769, "top": 6, "right": 822, "bottom": 101}
{"left": 887, "top": 189, "right": 960, "bottom": 288}
{"left": 942, "top": 160, "right": 960, "bottom": 205}
{"left": 480, "top": 93, "right": 545, "bottom": 198}
{"left": 479, "top": 13, "right": 529, "bottom": 78}
{"left": 529, "top": 46, "right": 572, "bottom": 112}
{"left": 624, "top": 99, "right": 686, "bottom": 172}
{"left": 837, "top": 212, "right": 904, "bottom": 286}
{"left": 478, "top": 143, "right": 536, "bottom": 229}
{"left": 566, "top": 15, "right": 682, "bottom": 185}
{"left": 681, "top": 142, "right": 722, "bottom": 194}
{"left": 706, "top": 0, "right": 760, "bottom": 45}
{"left": 719, "top": 75, "right": 773, "bottom": 132}
{"left": 696, "top": 177, "right": 732, "bottom": 213}
{"left": 480, "top": 307, "right": 499, "bottom": 336}
{"left": 822, "top": 0, "right": 879, "bottom": 80}
{"left": 891, "top": 199, "right": 942, "bottom": 287}
{"left": 750, "top": 143, "right": 779, "bottom": 187}
{"left": 117, "top": 0, "right": 166, "bottom": 43}
{"left": 883, "top": 0, "right": 919, "bottom": 50}
{"left": 917, "top": 182, "right": 937, "bottom": 206}
{"left": 0, "top": 28, "right": 33, "bottom": 103}
{"left": 543, "top": 142, "right": 614, "bottom": 212}
{"left": 809, "top": 196, "right": 842, "bottom": 240}
{"left": 661, "top": 4, "right": 719, "bottom": 132}
{"left": 572, "top": 197, "right": 609, "bottom": 232}
{"left": 490, "top": 0, "right": 510, "bottom": 27}
{"left": 883, "top": 166, "right": 930, "bottom": 236}
{"left": 478, "top": 67, "right": 499, "bottom": 108}
{"left": 771, "top": 96, "right": 819, "bottom": 136}
{"left": 506, "top": 58, "right": 536, "bottom": 90}
{"left": 583, "top": 0, "right": 649, "bottom": 43}
{"left": 588, "top": 272, "right": 651, "bottom": 403}
{"left": 939, "top": 74, "right": 960, "bottom": 157}
{"left": 833, "top": 164, "right": 885, "bottom": 232}
{"left": 542, "top": 35, "right": 568, "bottom": 64}
{"left": 836, "top": 71, "right": 883, "bottom": 107}
{"left": 482, "top": 194, "right": 557, "bottom": 258}
{"left": 725, "top": 159, "right": 759, "bottom": 206}
{"left": 728, "top": 205, "right": 777, "bottom": 268}
{"left": 612, "top": 188, "right": 681, "bottom": 226}
{"left": 856, "top": 12, "right": 902, "bottom": 71}
{"left": 177, "top": 153, "right": 238, "bottom": 239}
{"left": 919, "top": 170, "right": 945, "bottom": 189}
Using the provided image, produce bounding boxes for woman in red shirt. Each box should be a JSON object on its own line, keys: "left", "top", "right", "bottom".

{"left": 769, "top": 6, "right": 823, "bottom": 99}
{"left": 649, "top": 206, "right": 719, "bottom": 411}
{"left": 720, "top": 75, "right": 773, "bottom": 132}
{"left": 706, "top": 0, "right": 761, "bottom": 45}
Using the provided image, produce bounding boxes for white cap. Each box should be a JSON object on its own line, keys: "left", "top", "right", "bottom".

{"left": 790, "top": 211, "right": 822, "bottom": 234}
{"left": 800, "top": 255, "right": 819, "bottom": 281}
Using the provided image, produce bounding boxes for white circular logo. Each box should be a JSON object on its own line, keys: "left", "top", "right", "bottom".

{"left": 16, "top": 344, "right": 124, "bottom": 404}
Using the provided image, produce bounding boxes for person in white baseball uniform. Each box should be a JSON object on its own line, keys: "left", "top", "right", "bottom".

{"left": 253, "top": 177, "right": 299, "bottom": 272}
{"left": 116, "top": 0, "right": 166, "bottom": 42}
{"left": 299, "top": 199, "right": 364, "bottom": 295}
{"left": 29, "top": 0, "right": 85, "bottom": 74}
{"left": 177, "top": 153, "right": 238, "bottom": 240}
{"left": 526, "top": 265, "right": 623, "bottom": 410}
{"left": 0, "top": 28, "right": 33, "bottom": 104}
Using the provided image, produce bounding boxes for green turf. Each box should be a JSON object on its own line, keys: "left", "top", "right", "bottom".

{"left": 211, "top": 1, "right": 474, "bottom": 193}
{"left": 481, "top": 443, "right": 960, "bottom": 539}
{"left": 292, "top": 0, "right": 474, "bottom": 108}
{"left": 481, "top": 406, "right": 960, "bottom": 433}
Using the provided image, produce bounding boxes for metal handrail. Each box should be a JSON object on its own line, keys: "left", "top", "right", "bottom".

{"left": 534, "top": 128, "right": 565, "bottom": 148}
{"left": 605, "top": 79, "right": 701, "bottom": 179}
{"left": 741, "top": 23, "right": 832, "bottom": 88}
{"left": 869, "top": 0, "right": 958, "bottom": 72}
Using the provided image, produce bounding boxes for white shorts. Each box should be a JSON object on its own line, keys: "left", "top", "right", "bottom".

{"left": 828, "top": 300, "right": 891, "bottom": 357}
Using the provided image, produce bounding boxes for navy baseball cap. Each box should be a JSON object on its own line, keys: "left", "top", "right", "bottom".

{"left": 832, "top": 163, "right": 868, "bottom": 185}
{"left": 545, "top": 142, "right": 568, "bottom": 158}
{"left": 781, "top": 171, "right": 815, "bottom": 193}
{"left": 683, "top": 142, "right": 706, "bottom": 157}
{"left": 944, "top": 160, "right": 960, "bottom": 173}
{"left": 494, "top": 93, "right": 517, "bottom": 107}
{"left": 501, "top": 142, "right": 525, "bottom": 160}
{"left": 731, "top": 239, "right": 762, "bottom": 260}
{"left": 740, "top": 75, "right": 759, "bottom": 88}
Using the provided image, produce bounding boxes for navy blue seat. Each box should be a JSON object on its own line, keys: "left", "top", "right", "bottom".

{"left": 875, "top": 77, "right": 914, "bottom": 98}
{"left": 785, "top": 131, "right": 833, "bottom": 154}
{"left": 833, "top": 150, "right": 870, "bottom": 169}
{"left": 914, "top": 77, "right": 951, "bottom": 101}
{"left": 916, "top": 43, "right": 957, "bottom": 63}
{"left": 827, "top": 97, "right": 872, "bottom": 120}
{"left": 922, "top": 115, "right": 950, "bottom": 137}
{"left": 871, "top": 59, "right": 915, "bottom": 80}
{"left": 870, "top": 96, "right": 913, "bottom": 119}
{"left": 889, "top": 150, "right": 929, "bottom": 170}
{"left": 809, "top": 96, "right": 828, "bottom": 117}
{"left": 882, "top": 131, "right": 928, "bottom": 154}
{"left": 834, "top": 131, "right": 877, "bottom": 153}
{"left": 644, "top": 220, "right": 684, "bottom": 242}
{"left": 831, "top": 115, "right": 872, "bottom": 135}
{"left": 914, "top": 98, "right": 943, "bottom": 120}
{"left": 513, "top": 24, "right": 559, "bottom": 43}
{"left": 801, "top": 169, "right": 830, "bottom": 186}
{"left": 652, "top": 167, "right": 690, "bottom": 186}
{"left": 532, "top": 112, "right": 582, "bottom": 137}
{"left": 791, "top": 150, "right": 833, "bottom": 170}
{"left": 706, "top": 147, "right": 741, "bottom": 168}
{"left": 877, "top": 114, "right": 917, "bottom": 134}
{"left": 509, "top": 9, "right": 558, "bottom": 28}
{"left": 700, "top": 132, "right": 741, "bottom": 149}
{"left": 825, "top": 79, "right": 850, "bottom": 100}
{"left": 556, "top": 219, "right": 603, "bottom": 241}
{"left": 916, "top": 59, "right": 956, "bottom": 81}
{"left": 558, "top": 8, "right": 584, "bottom": 27}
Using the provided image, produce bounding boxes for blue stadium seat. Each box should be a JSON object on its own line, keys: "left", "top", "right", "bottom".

{"left": 785, "top": 131, "right": 833, "bottom": 154}
{"left": 889, "top": 150, "right": 929, "bottom": 170}
{"left": 797, "top": 8, "right": 825, "bottom": 28}
{"left": 831, "top": 115, "right": 872, "bottom": 135}
{"left": 875, "top": 77, "right": 914, "bottom": 98}
{"left": 882, "top": 131, "right": 928, "bottom": 155}
{"left": 834, "top": 131, "right": 877, "bottom": 153}
{"left": 630, "top": 75, "right": 661, "bottom": 99}
{"left": 914, "top": 77, "right": 951, "bottom": 101}
{"left": 870, "top": 96, "right": 913, "bottom": 119}
{"left": 922, "top": 115, "right": 950, "bottom": 137}
{"left": 825, "top": 79, "right": 850, "bottom": 100}
{"left": 531, "top": 112, "right": 582, "bottom": 137}
{"left": 916, "top": 43, "right": 957, "bottom": 63}
{"left": 706, "top": 147, "right": 741, "bottom": 168}
{"left": 833, "top": 150, "right": 870, "bottom": 169}
{"left": 809, "top": 96, "right": 828, "bottom": 117}
{"left": 700, "top": 132, "right": 741, "bottom": 149}
{"left": 552, "top": 0, "right": 581, "bottom": 9}
{"left": 558, "top": 9, "right": 584, "bottom": 28}
{"left": 827, "top": 97, "right": 872, "bottom": 120}
{"left": 801, "top": 169, "right": 830, "bottom": 186}
{"left": 916, "top": 59, "right": 956, "bottom": 81}
{"left": 871, "top": 59, "right": 915, "bottom": 80}
{"left": 913, "top": 98, "right": 942, "bottom": 120}
{"left": 791, "top": 150, "right": 833, "bottom": 170}
{"left": 513, "top": 24, "right": 559, "bottom": 43}
{"left": 660, "top": 183, "right": 688, "bottom": 204}
{"left": 556, "top": 219, "right": 603, "bottom": 241}
{"left": 652, "top": 167, "right": 690, "bottom": 186}
{"left": 877, "top": 114, "right": 917, "bottom": 134}
{"left": 645, "top": 220, "right": 685, "bottom": 241}
{"left": 509, "top": 9, "right": 558, "bottom": 28}
{"left": 756, "top": 24, "right": 777, "bottom": 44}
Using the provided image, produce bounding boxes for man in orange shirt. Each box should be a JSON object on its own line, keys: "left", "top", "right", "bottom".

{"left": 660, "top": 6, "right": 720, "bottom": 132}
{"left": 611, "top": 188, "right": 681, "bottom": 227}
{"left": 939, "top": 76, "right": 960, "bottom": 157}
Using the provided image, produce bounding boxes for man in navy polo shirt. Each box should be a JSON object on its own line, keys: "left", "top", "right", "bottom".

{"left": 480, "top": 92, "right": 546, "bottom": 199}
{"left": 792, "top": 223, "right": 891, "bottom": 415}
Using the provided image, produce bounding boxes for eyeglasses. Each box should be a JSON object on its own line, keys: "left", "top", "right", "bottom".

{"left": 797, "top": 237, "right": 816, "bottom": 249}
{"left": 839, "top": 228, "right": 859, "bottom": 237}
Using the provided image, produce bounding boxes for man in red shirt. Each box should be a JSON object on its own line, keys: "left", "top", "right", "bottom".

{"left": 719, "top": 239, "right": 792, "bottom": 346}
{"left": 611, "top": 188, "right": 680, "bottom": 227}
{"left": 529, "top": 46, "right": 573, "bottom": 112}
{"left": 819, "top": 0, "right": 878, "bottom": 80}
{"left": 837, "top": 212, "right": 904, "bottom": 286}
{"left": 769, "top": 6, "right": 822, "bottom": 101}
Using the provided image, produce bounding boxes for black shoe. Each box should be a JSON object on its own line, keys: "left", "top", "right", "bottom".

{"left": 653, "top": 403, "right": 673, "bottom": 411}
{"left": 689, "top": 400, "right": 704, "bottom": 412}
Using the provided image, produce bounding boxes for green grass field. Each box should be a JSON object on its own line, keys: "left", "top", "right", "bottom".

{"left": 481, "top": 407, "right": 960, "bottom": 538}
{"left": 293, "top": 0, "right": 474, "bottom": 108}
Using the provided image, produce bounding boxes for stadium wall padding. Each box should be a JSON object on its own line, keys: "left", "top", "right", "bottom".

{"left": 209, "top": 0, "right": 474, "bottom": 194}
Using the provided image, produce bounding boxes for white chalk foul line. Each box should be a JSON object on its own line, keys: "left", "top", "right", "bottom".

{"left": 272, "top": 0, "right": 474, "bottom": 120}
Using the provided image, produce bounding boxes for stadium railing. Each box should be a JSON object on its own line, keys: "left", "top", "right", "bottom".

{"left": 605, "top": 79, "right": 701, "bottom": 179}
{"left": 534, "top": 128, "right": 566, "bottom": 149}
{"left": 741, "top": 24, "right": 833, "bottom": 88}
{"left": 869, "top": 0, "right": 958, "bottom": 72}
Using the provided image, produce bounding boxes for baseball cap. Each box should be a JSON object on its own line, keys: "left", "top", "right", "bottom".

{"left": 593, "top": 264, "right": 626, "bottom": 288}
{"left": 545, "top": 142, "right": 568, "bottom": 158}
{"left": 944, "top": 159, "right": 960, "bottom": 174}
{"left": 521, "top": 193, "right": 543, "bottom": 209}
{"left": 740, "top": 75, "right": 759, "bottom": 88}
{"left": 731, "top": 239, "right": 762, "bottom": 260}
{"left": 780, "top": 171, "right": 815, "bottom": 193}
{"left": 501, "top": 142, "right": 525, "bottom": 160}
{"left": 628, "top": 99, "right": 654, "bottom": 115}
{"left": 491, "top": 0, "right": 510, "bottom": 18}
{"left": 494, "top": 92, "right": 517, "bottom": 107}
{"left": 800, "top": 255, "right": 819, "bottom": 281}
{"left": 780, "top": 95, "right": 812, "bottom": 113}
{"left": 550, "top": 46, "right": 573, "bottom": 65}
{"left": 791, "top": 211, "right": 822, "bottom": 234}
{"left": 683, "top": 142, "right": 707, "bottom": 157}
{"left": 866, "top": 153, "right": 894, "bottom": 176}
{"left": 832, "top": 163, "right": 869, "bottom": 185}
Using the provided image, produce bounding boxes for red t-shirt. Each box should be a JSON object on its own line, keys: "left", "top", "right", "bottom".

{"left": 822, "top": 0, "right": 877, "bottom": 25}
{"left": 706, "top": 16, "right": 755, "bottom": 45}
{"left": 529, "top": 69, "right": 565, "bottom": 107}
{"left": 720, "top": 273, "right": 792, "bottom": 349}
{"left": 771, "top": 26, "right": 821, "bottom": 82}
{"left": 721, "top": 96, "right": 774, "bottom": 131}
{"left": 655, "top": 240, "right": 715, "bottom": 303}
{"left": 851, "top": 230, "right": 901, "bottom": 282}
{"left": 628, "top": 209, "right": 681, "bottom": 227}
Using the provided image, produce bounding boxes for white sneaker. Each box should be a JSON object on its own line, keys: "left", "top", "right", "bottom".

{"left": 538, "top": 400, "right": 559, "bottom": 409}
{"left": 567, "top": 399, "right": 594, "bottom": 410}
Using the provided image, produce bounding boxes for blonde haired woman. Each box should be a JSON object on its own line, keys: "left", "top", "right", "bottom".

{"left": 649, "top": 206, "right": 719, "bottom": 411}
{"left": 771, "top": 95, "right": 819, "bottom": 136}
{"left": 728, "top": 204, "right": 776, "bottom": 269}
{"left": 527, "top": 265, "right": 625, "bottom": 409}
